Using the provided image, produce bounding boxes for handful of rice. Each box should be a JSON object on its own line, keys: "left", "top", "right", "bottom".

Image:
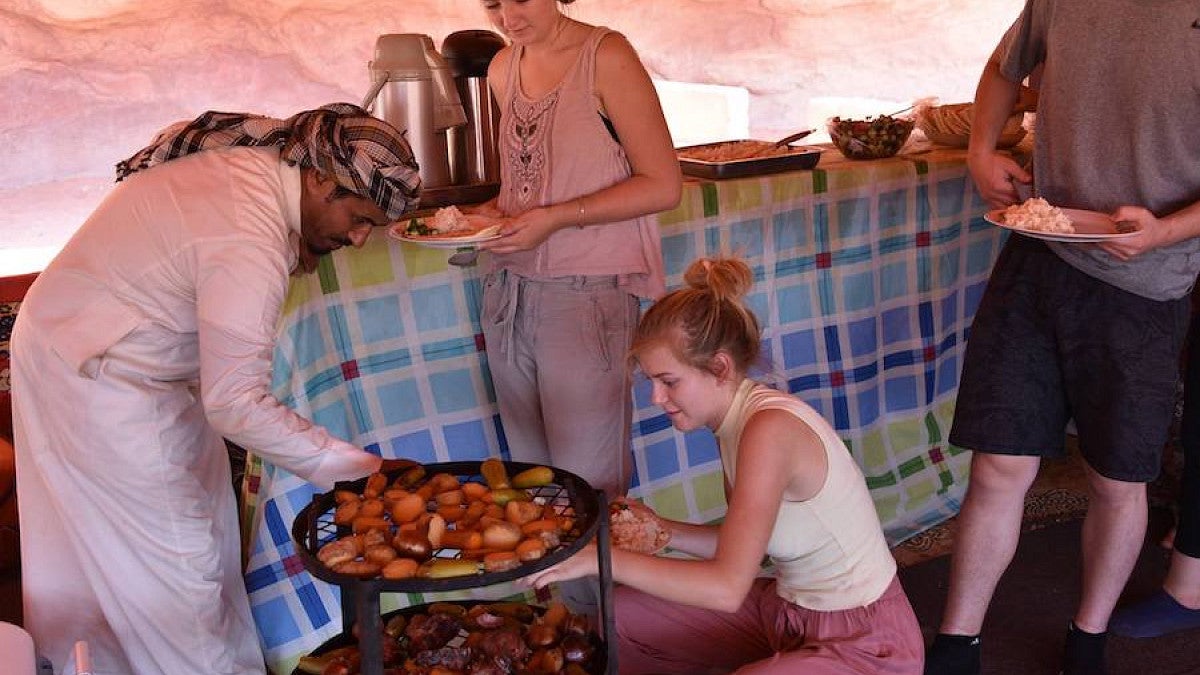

{"left": 1003, "top": 197, "right": 1074, "bottom": 234}
{"left": 609, "top": 498, "right": 671, "bottom": 554}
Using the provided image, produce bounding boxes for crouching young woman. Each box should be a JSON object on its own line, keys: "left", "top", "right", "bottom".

{"left": 525, "top": 256, "right": 923, "bottom": 674}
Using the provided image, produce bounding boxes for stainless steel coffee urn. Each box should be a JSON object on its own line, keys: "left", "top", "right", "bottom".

{"left": 362, "top": 34, "right": 466, "bottom": 189}
{"left": 441, "top": 30, "right": 507, "bottom": 186}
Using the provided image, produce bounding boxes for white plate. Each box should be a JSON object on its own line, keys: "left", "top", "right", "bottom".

{"left": 984, "top": 207, "right": 1142, "bottom": 243}
{"left": 387, "top": 221, "right": 503, "bottom": 249}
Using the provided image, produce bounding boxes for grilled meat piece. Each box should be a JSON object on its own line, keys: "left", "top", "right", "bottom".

{"left": 413, "top": 646, "right": 473, "bottom": 670}
{"left": 469, "top": 626, "right": 529, "bottom": 663}
{"left": 405, "top": 612, "right": 462, "bottom": 651}
{"left": 467, "top": 657, "right": 514, "bottom": 675}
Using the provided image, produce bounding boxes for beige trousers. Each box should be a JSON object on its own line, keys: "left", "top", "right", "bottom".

{"left": 481, "top": 270, "right": 639, "bottom": 498}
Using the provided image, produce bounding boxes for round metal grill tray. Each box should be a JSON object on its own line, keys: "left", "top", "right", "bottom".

{"left": 291, "top": 461, "right": 601, "bottom": 593}
{"left": 290, "top": 600, "right": 607, "bottom": 675}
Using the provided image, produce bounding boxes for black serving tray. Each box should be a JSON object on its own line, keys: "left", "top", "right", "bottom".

{"left": 291, "top": 461, "right": 601, "bottom": 593}
{"left": 290, "top": 461, "right": 615, "bottom": 675}
{"left": 677, "top": 140, "right": 823, "bottom": 180}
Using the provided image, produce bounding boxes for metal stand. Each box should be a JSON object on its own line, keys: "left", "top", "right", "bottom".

{"left": 595, "top": 490, "right": 618, "bottom": 675}
{"left": 344, "top": 580, "right": 385, "bottom": 675}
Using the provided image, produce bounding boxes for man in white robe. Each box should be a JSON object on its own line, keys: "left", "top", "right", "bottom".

{"left": 10, "top": 104, "right": 421, "bottom": 674}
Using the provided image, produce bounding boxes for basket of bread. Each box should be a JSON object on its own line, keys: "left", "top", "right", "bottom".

{"left": 916, "top": 101, "right": 1028, "bottom": 149}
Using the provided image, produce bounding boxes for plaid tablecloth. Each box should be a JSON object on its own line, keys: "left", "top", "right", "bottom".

{"left": 242, "top": 146, "right": 1007, "bottom": 673}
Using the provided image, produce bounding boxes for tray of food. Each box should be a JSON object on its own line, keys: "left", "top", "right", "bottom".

{"left": 676, "top": 140, "right": 822, "bottom": 180}
{"left": 293, "top": 599, "right": 606, "bottom": 675}
{"left": 291, "top": 460, "right": 601, "bottom": 592}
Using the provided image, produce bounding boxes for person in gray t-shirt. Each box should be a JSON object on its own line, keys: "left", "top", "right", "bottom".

{"left": 925, "top": 2, "right": 1200, "bottom": 675}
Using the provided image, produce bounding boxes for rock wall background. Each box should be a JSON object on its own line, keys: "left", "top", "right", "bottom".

{"left": 0, "top": 0, "right": 1024, "bottom": 272}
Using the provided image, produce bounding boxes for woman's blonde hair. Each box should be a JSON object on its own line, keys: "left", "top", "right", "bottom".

{"left": 632, "top": 256, "right": 761, "bottom": 375}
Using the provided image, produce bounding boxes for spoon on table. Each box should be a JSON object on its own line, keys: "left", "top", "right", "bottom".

{"left": 773, "top": 129, "right": 816, "bottom": 148}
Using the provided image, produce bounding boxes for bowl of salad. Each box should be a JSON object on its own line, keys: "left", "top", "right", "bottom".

{"left": 827, "top": 114, "right": 915, "bottom": 160}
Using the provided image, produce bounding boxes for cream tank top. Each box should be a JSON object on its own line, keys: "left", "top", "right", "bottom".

{"left": 485, "top": 26, "right": 665, "bottom": 300}
{"left": 716, "top": 379, "right": 897, "bottom": 611}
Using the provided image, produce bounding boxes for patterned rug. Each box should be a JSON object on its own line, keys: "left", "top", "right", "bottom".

{"left": 0, "top": 300, "right": 17, "bottom": 575}
{"left": 0, "top": 300, "right": 15, "bottom": 398}
{"left": 892, "top": 435, "right": 1184, "bottom": 568}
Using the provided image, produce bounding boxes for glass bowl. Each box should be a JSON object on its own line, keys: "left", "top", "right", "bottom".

{"left": 827, "top": 115, "right": 915, "bottom": 160}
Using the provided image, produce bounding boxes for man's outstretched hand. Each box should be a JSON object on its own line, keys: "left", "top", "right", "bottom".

{"left": 379, "top": 457, "right": 420, "bottom": 474}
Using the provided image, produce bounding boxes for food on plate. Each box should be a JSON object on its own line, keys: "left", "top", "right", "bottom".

{"left": 483, "top": 550, "right": 522, "bottom": 573}
{"left": 363, "top": 543, "right": 398, "bottom": 566}
{"left": 515, "top": 537, "right": 547, "bottom": 561}
{"left": 309, "top": 461, "right": 578, "bottom": 581}
{"left": 295, "top": 645, "right": 360, "bottom": 675}
{"left": 678, "top": 140, "right": 808, "bottom": 163}
{"left": 317, "top": 537, "right": 359, "bottom": 567}
{"left": 1002, "top": 197, "right": 1075, "bottom": 233}
{"left": 391, "top": 530, "right": 434, "bottom": 561}
{"left": 416, "top": 558, "right": 483, "bottom": 579}
{"left": 380, "top": 557, "right": 419, "bottom": 580}
{"left": 827, "top": 114, "right": 915, "bottom": 159}
{"left": 402, "top": 205, "right": 501, "bottom": 239}
{"left": 512, "top": 464, "right": 556, "bottom": 488}
{"left": 609, "top": 497, "right": 670, "bottom": 554}
{"left": 331, "top": 559, "right": 383, "bottom": 579}
{"left": 480, "top": 456, "right": 512, "bottom": 489}
{"left": 482, "top": 520, "right": 524, "bottom": 550}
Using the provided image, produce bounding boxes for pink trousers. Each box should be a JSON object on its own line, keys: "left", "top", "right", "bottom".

{"left": 614, "top": 576, "right": 924, "bottom": 674}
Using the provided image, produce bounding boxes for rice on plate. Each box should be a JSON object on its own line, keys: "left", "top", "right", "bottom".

{"left": 402, "top": 205, "right": 501, "bottom": 239}
{"left": 1002, "top": 197, "right": 1075, "bottom": 234}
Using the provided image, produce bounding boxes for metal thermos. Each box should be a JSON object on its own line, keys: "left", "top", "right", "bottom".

{"left": 441, "top": 30, "right": 507, "bottom": 186}
{"left": 363, "top": 34, "right": 466, "bottom": 189}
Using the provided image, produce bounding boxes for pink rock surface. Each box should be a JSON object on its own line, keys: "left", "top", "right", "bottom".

{"left": 0, "top": 0, "right": 1024, "bottom": 272}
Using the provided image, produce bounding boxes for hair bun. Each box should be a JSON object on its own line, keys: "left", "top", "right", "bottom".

{"left": 683, "top": 257, "right": 753, "bottom": 303}
{"left": 633, "top": 255, "right": 762, "bottom": 376}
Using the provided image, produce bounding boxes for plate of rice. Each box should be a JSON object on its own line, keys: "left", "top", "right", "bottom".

{"left": 985, "top": 198, "right": 1141, "bottom": 243}
{"left": 389, "top": 205, "right": 503, "bottom": 249}
{"left": 609, "top": 498, "right": 671, "bottom": 555}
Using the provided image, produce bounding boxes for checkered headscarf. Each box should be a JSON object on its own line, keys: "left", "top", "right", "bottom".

{"left": 115, "top": 103, "right": 421, "bottom": 220}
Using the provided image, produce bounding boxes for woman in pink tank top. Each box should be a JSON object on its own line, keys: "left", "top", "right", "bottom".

{"left": 469, "top": 0, "right": 681, "bottom": 498}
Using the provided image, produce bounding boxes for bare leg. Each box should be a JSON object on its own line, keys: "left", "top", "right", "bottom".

{"left": 939, "top": 452, "right": 1041, "bottom": 634}
{"left": 1074, "top": 465, "right": 1147, "bottom": 632}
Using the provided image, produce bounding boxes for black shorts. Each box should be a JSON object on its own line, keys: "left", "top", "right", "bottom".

{"left": 949, "top": 235, "right": 1189, "bottom": 482}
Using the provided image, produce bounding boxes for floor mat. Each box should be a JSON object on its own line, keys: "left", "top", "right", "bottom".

{"left": 900, "top": 512, "right": 1199, "bottom": 675}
